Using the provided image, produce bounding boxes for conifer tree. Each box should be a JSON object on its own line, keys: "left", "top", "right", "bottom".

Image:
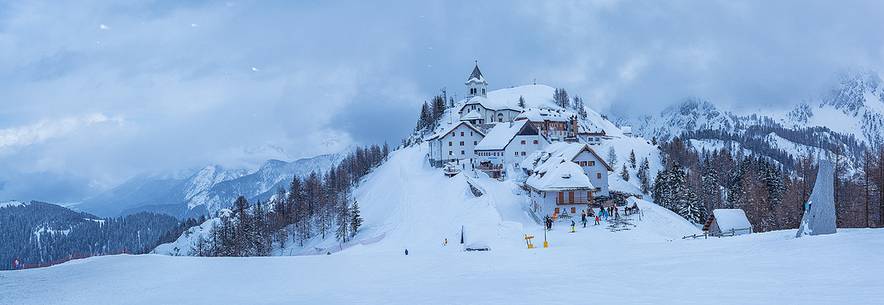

{"left": 553, "top": 88, "right": 569, "bottom": 108}
{"left": 350, "top": 201, "right": 363, "bottom": 237}
{"left": 431, "top": 95, "right": 446, "bottom": 126}
{"left": 335, "top": 202, "right": 350, "bottom": 243}
{"left": 517, "top": 95, "right": 526, "bottom": 109}
{"left": 573, "top": 95, "right": 587, "bottom": 119}
{"left": 607, "top": 147, "right": 618, "bottom": 167}
{"left": 620, "top": 164, "right": 630, "bottom": 182}
{"left": 638, "top": 158, "right": 651, "bottom": 194}
{"left": 416, "top": 102, "right": 431, "bottom": 131}
{"left": 629, "top": 150, "right": 637, "bottom": 169}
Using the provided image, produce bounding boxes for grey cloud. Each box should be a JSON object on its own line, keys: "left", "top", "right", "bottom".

{"left": 1, "top": 0, "right": 882, "bottom": 201}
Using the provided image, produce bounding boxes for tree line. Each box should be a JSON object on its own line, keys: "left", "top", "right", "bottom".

{"left": 0, "top": 202, "right": 180, "bottom": 270}
{"left": 654, "top": 137, "right": 884, "bottom": 232}
{"left": 191, "top": 144, "right": 388, "bottom": 257}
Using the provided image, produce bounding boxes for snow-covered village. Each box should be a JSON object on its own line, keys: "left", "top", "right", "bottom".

{"left": 2, "top": 2, "right": 884, "bottom": 305}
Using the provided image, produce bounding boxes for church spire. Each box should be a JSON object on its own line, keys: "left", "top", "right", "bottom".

{"left": 465, "top": 61, "right": 487, "bottom": 98}
{"left": 467, "top": 61, "right": 484, "bottom": 82}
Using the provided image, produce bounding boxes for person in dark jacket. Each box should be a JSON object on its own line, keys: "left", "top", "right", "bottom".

{"left": 581, "top": 212, "right": 587, "bottom": 228}
{"left": 405, "top": 249, "right": 409, "bottom": 255}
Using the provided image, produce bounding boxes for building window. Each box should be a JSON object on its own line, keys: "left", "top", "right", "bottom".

{"left": 460, "top": 132, "right": 464, "bottom": 136}
{"left": 461, "top": 150, "right": 465, "bottom": 155}
{"left": 521, "top": 140, "right": 526, "bottom": 145}
{"left": 514, "top": 152, "right": 519, "bottom": 156}
{"left": 521, "top": 152, "right": 526, "bottom": 156}
{"left": 448, "top": 141, "right": 452, "bottom": 146}
{"left": 449, "top": 151, "right": 453, "bottom": 156}
{"left": 470, "top": 131, "right": 473, "bottom": 136}
{"left": 473, "top": 141, "right": 477, "bottom": 145}
{"left": 460, "top": 141, "right": 464, "bottom": 146}
{"left": 596, "top": 173, "right": 602, "bottom": 179}
{"left": 589, "top": 161, "right": 595, "bottom": 166}
{"left": 533, "top": 140, "right": 539, "bottom": 144}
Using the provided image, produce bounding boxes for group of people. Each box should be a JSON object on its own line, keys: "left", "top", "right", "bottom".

{"left": 550, "top": 205, "right": 637, "bottom": 230}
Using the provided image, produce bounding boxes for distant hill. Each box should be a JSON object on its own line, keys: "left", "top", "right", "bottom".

{"left": 0, "top": 200, "right": 179, "bottom": 270}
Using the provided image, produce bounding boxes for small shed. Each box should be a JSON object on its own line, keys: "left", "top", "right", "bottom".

{"left": 703, "top": 209, "right": 753, "bottom": 236}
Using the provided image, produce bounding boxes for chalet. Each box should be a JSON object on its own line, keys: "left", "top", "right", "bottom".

{"left": 474, "top": 120, "right": 550, "bottom": 178}
{"left": 427, "top": 121, "right": 485, "bottom": 168}
{"left": 521, "top": 143, "right": 613, "bottom": 218}
{"left": 577, "top": 121, "right": 607, "bottom": 146}
{"left": 703, "top": 209, "right": 753, "bottom": 236}
{"left": 513, "top": 108, "right": 576, "bottom": 142}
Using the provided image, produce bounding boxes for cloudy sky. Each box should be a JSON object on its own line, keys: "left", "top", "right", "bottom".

{"left": 1, "top": 0, "right": 883, "bottom": 202}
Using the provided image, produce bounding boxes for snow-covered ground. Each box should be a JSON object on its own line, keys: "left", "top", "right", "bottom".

{"left": 5, "top": 228, "right": 883, "bottom": 304}
{"left": 14, "top": 144, "right": 881, "bottom": 304}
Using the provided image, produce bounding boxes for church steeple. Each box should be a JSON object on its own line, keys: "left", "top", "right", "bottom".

{"left": 465, "top": 61, "right": 488, "bottom": 98}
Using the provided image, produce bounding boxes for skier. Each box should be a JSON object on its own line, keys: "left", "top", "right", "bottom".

{"left": 595, "top": 215, "right": 601, "bottom": 225}
{"left": 405, "top": 249, "right": 409, "bottom": 255}
{"left": 570, "top": 220, "right": 576, "bottom": 233}
{"left": 443, "top": 238, "right": 448, "bottom": 246}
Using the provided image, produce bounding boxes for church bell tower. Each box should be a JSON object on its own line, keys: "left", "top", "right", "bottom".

{"left": 465, "top": 61, "right": 487, "bottom": 98}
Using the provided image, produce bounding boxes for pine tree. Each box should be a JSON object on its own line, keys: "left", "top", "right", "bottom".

{"left": 416, "top": 102, "right": 431, "bottom": 131}
{"left": 553, "top": 88, "right": 569, "bottom": 109}
{"left": 350, "top": 201, "right": 363, "bottom": 237}
{"left": 252, "top": 201, "right": 270, "bottom": 256}
{"left": 573, "top": 95, "right": 587, "bottom": 119}
{"left": 620, "top": 164, "right": 630, "bottom": 182}
{"left": 431, "top": 95, "right": 446, "bottom": 126}
{"left": 629, "top": 150, "right": 637, "bottom": 169}
{"left": 638, "top": 158, "right": 651, "bottom": 194}
{"left": 335, "top": 202, "right": 350, "bottom": 243}
{"left": 517, "top": 95, "right": 526, "bottom": 109}
{"left": 700, "top": 158, "right": 722, "bottom": 211}
{"left": 653, "top": 169, "right": 672, "bottom": 209}
{"left": 607, "top": 147, "right": 618, "bottom": 167}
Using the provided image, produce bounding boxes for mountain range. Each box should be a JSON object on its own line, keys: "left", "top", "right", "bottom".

{"left": 75, "top": 153, "right": 343, "bottom": 218}
{"left": 628, "top": 71, "right": 883, "bottom": 171}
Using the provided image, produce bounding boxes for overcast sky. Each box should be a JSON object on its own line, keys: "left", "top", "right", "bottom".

{"left": 1, "top": 0, "right": 883, "bottom": 202}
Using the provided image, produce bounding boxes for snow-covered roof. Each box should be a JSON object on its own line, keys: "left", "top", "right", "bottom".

{"left": 515, "top": 108, "right": 572, "bottom": 122}
{"left": 460, "top": 109, "right": 482, "bottom": 121}
{"left": 465, "top": 64, "right": 487, "bottom": 84}
{"left": 712, "top": 209, "right": 752, "bottom": 232}
{"left": 521, "top": 142, "right": 613, "bottom": 172}
{"left": 525, "top": 158, "right": 594, "bottom": 191}
{"left": 459, "top": 85, "right": 558, "bottom": 113}
{"left": 426, "top": 121, "right": 484, "bottom": 141}
{"left": 475, "top": 121, "right": 528, "bottom": 151}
